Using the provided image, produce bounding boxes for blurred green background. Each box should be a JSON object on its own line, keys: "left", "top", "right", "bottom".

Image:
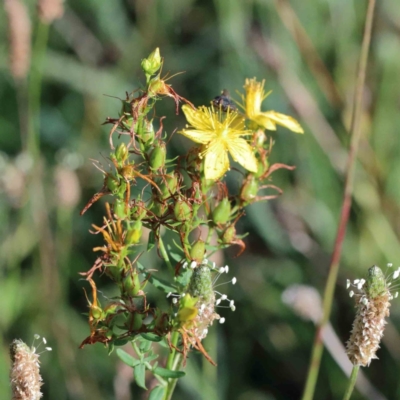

{"left": 1, "top": 0, "right": 400, "bottom": 399}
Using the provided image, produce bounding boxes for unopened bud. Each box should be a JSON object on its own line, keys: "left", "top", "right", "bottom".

{"left": 222, "top": 225, "right": 236, "bottom": 243}
{"left": 174, "top": 199, "right": 192, "bottom": 222}
{"left": 149, "top": 142, "right": 166, "bottom": 170}
{"left": 122, "top": 270, "right": 141, "bottom": 297}
{"left": 115, "top": 143, "right": 128, "bottom": 164}
{"left": 114, "top": 198, "right": 128, "bottom": 219}
{"left": 240, "top": 176, "right": 258, "bottom": 204}
{"left": 159, "top": 174, "right": 178, "bottom": 200}
{"left": 141, "top": 48, "right": 162, "bottom": 76}
{"left": 190, "top": 240, "right": 205, "bottom": 264}
{"left": 125, "top": 221, "right": 143, "bottom": 245}
{"left": 212, "top": 197, "right": 231, "bottom": 225}
{"left": 105, "top": 174, "right": 120, "bottom": 193}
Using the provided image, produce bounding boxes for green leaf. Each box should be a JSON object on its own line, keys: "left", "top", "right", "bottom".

{"left": 140, "top": 333, "right": 163, "bottom": 342}
{"left": 143, "top": 353, "right": 159, "bottom": 363}
{"left": 153, "top": 367, "right": 186, "bottom": 379}
{"left": 113, "top": 338, "right": 129, "bottom": 346}
{"left": 147, "top": 230, "right": 156, "bottom": 251}
{"left": 116, "top": 349, "right": 140, "bottom": 367}
{"left": 149, "top": 386, "right": 165, "bottom": 400}
{"left": 166, "top": 248, "right": 183, "bottom": 262}
{"left": 150, "top": 275, "right": 177, "bottom": 292}
{"left": 134, "top": 363, "right": 147, "bottom": 389}
{"left": 139, "top": 338, "right": 152, "bottom": 353}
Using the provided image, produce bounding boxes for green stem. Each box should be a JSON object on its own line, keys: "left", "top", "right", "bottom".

{"left": 301, "top": 1, "right": 376, "bottom": 399}
{"left": 342, "top": 365, "right": 360, "bottom": 400}
{"left": 158, "top": 235, "right": 174, "bottom": 272}
{"left": 163, "top": 331, "right": 182, "bottom": 400}
{"left": 27, "top": 21, "right": 49, "bottom": 160}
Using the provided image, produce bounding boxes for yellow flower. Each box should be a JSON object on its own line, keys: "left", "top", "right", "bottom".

{"left": 179, "top": 105, "right": 258, "bottom": 180}
{"left": 240, "top": 78, "right": 304, "bottom": 134}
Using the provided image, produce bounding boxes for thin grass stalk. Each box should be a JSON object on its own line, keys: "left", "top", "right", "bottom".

{"left": 343, "top": 365, "right": 360, "bottom": 400}
{"left": 301, "top": 1, "right": 376, "bottom": 399}
{"left": 27, "top": 21, "right": 49, "bottom": 160}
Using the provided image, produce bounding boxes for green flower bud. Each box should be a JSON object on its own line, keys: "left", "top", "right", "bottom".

{"left": 190, "top": 239, "right": 205, "bottom": 264}
{"left": 131, "top": 201, "right": 147, "bottom": 220}
{"left": 240, "top": 176, "right": 258, "bottom": 204}
{"left": 122, "top": 270, "right": 141, "bottom": 297}
{"left": 222, "top": 225, "right": 236, "bottom": 243}
{"left": 115, "top": 143, "right": 128, "bottom": 164}
{"left": 152, "top": 201, "right": 166, "bottom": 218}
{"left": 149, "top": 142, "right": 166, "bottom": 170}
{"left": 126, "top": 312, "right": 143, "bottom": 330}
{"left": 105, "top": 174, "right": 120, "bottom": 193}
{"left": 174, "top": 199, "right": 192, "bottom": 222}
{"left": 212, "top": 198, "right": 231, "bottom": 225}
{"left": 107, "top": 265, "right": 122, "bottom": 282}
{"left": 125, "top": 221, "right": 143, "bottom": 245}
{"left": 159, "top": 174, "right": 178, "bottom": 200}
{"left": 114, "top": 198, "right": 128, "bottom": 219}
{"left": 141, "top": 48, "right": 162, "bottom": 76}
{"left": 137, "top": 118, "right": 155, "bottom": 147}
{"left": 253, "top": 158, "right": 269, "bottom": 178}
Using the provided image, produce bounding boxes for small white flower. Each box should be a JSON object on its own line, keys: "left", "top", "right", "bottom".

{"left": 349, "top": 291, "right": 354, "bottom": 298}
{"left": 219, "top": 267, "right": 225, "bottom": 273}
{"left": 232, "top": 277, "right": 237, "bottom": 285}
{"left": 387, "top": 263, "right": 393, "bottom": 267}
{"left": 182, "top": 262, "right": 188, "bottom": 269}
{"left": 166, "top": 292, "right": 172, "bottom": 298}
{"left": 346, "top": 279, "right": 351, "bottom": 289}
{"left": 172, "top": 298, "right": 178, "bottom": 304}
{"left": 219, "top": 318, "right": 225, "bottom": 324}
{"left": 224, "top": 265, "right": 229, "bottom": 273}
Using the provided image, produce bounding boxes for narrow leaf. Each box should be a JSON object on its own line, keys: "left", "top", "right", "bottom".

{"left": 149, "top": 386, "right": 165, "bottom": 400}
{"left": 116, "top": 349, "right": 140, "bottom": 367}
{"left": 134, "top": 363, "right": 147, "bottom": 389}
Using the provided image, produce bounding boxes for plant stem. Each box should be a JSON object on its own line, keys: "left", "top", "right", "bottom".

{"left": 158, "top": 235, "right": 184, "bottom": 399}
{"left": 163, "top": 331, "right": 182, "bottom": 400}
{"left": 301, "top": 1, "right": 376, "bottom": 399}
{"left": 27, "top": 21, "right": 49, "bottom": 160}
{"left": 342, "top": 366, "right": 360, "bottom": 400}
{"left": 158, "top": 234, "right": 174, "bottom": 272}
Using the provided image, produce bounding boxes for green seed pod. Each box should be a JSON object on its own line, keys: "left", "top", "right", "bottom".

{"left": 141, "top": 48, "right": 162, "bottom": 76}
{"left": 174, "top": 199, "right": 192, "bottom": 222}
{"left": 152, "top": 201, "right": 166, "bottom": 218}
{"left": 125, "top": 221, "right": 143, "bottom": 245}
{"left": 190, "top": 239, "right": 205, "bottom": 264}
{"left": 159, "top": 174, "right": 178, "bottom": 200}
{"left": 105, "top": 174, "right": 120, "bottom": 193}
{"left": 91, "top": 306, "right": 104, "bottom": 320}
{"left": 107, "top": 265, "right": 122, "bottom": 282}
{"left": 212, "top": 197, "right": 231, "bottom": 225}
{"left": 222, "top": 225, "right": 236, "bottom": 243}
{"left": 149, "top": 142, "right": 166, "bottom": 170}
{"left": 126, "top": 312, "right": 143, "bottom": 330}
{"left": 148, "top": 77, "right": 163, "bottom": 97}
{"left": 253, "top": 158, "right": 269, "bottom": 178}
{"left": 131, "top": 201, "right": 147, "bottom": 220}
{"left": 240, "top": 176, "right": 259, "bottom": 204}
{"left": 114, "top": 198, "right": 128, "bottom": 219}
{"left": 188, "top": 266, "right": 213, "bottom": 303}
{"left": 137, "top": 119, "right": 155, "bottom": 146}
{"left": 115, "top": 143, "right": 128, "bottom": 164}
{"left": 122, "top": 270, "right": 141, "bottom": 297}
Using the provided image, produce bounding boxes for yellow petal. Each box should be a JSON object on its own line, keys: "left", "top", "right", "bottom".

{"left": 179, "top": 128, "right": 215, "bottom": 144}
{"left": 181, "top": 105, "right": 215, "bottom": 131}
{"left": 203, "top": 140, "right": 229, "bottom": 180}
{"left": 226, "top": 138, "right": 258, "bottom": 173}
{"left": 252, "top": 115, "right": 277, "bottom": 131}
{"left": 260, "top": 111, "right": 304, "bottom": 133}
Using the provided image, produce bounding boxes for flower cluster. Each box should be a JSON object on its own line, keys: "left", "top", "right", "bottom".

{"left": 346, "top": 264, "right": 399, "bottom": 367}
{"left": 79, "top": 48, "right": 303, "bottom": 369}
{"left": 9, "top": 335, "right": 51, "bottom": 400}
